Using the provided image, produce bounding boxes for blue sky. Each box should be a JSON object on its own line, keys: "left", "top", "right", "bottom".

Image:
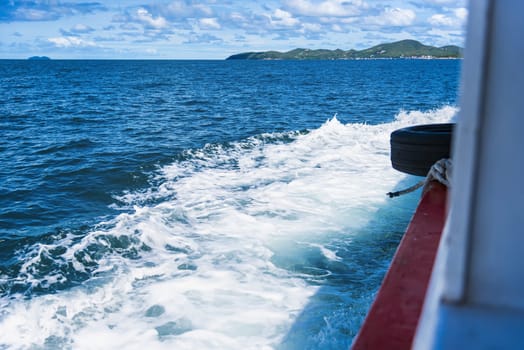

{"left": 0, "top": 0, "right": 467, "bottom": 59}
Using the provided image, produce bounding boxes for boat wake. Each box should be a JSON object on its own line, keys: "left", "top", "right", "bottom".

{"left": 0, "top": 106, "right": 457, "bottom": 349}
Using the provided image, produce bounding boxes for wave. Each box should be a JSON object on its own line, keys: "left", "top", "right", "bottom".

{"left": 0, "top": 106, "right": 457, "bottom": 349}
{"left": 33, "top": 138, "right": 96, "bottom": 156}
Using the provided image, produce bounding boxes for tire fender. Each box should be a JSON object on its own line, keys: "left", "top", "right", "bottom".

{"left": 390, "top": 123, "right": 454, "bottom": 176}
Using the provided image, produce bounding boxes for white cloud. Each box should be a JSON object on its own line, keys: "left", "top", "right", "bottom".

{"left": 425, "top": 27, "right": 465, "bottom": 46}
{"left": 428, "top": 14, "right": 453, "bottom": 26}
{"left": 48, "top": 36, "right": 96, "bottom": 48}
{"left": 7, "top": 2, "right": 106, "bottom": 22}
{"left": 184, "top": 33, "right": 223, "bottom": 44}
{"left": 119, "top": 23, "right": 139, "bottom": 31}
{"left": 302, "top": 22, "right": 322, "bottom": 32}
{"left": 164, "top": 2, "right": 213, "bottom": 18}
{"left": 135, "top": 8, "right": 168, "bottom": 29}
{"left": 428, "top": 8, "right": 468, "bottom": 28}
{"left": 229, "top": 12, "right": 246, "bottom": 24}
{"left": 271, "top": 9, "right": 300, "bottom": 27}
{"left": 331, "top": 24, "right": 343, "bottom": 32}
{"left": 455, "top": 7, "right": 468, "bottom": 21}
{"left": 285, "top": 0, "right": 367, "bottom": 17}
{"left": 14, "top": 8, "right": 52, "bottom": 21}
{"left": 199, "top": 17, "right": 221, "bottom": 29}
{"left": 339, "top": 17, "right": 358, "bottom": 24}
{"left": 70, "top": 24, "right": 95, "bottom": 34}
{"left": 366, "top": 8, "right": 416, "bottom": 26}
{"left": 425, "top": 0, "right": 459, "bottom": 4}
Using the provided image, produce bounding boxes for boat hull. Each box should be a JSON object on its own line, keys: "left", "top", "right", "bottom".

{"left": 352, "top": 182, "right": 447, "bottom": 349}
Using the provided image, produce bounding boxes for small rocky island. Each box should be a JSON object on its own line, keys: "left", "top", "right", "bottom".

{"left": 28, "top": 56, "right": 51, "bottom": 60}
{"left": 226, "top": 39, "right": 462, "bottom": 60}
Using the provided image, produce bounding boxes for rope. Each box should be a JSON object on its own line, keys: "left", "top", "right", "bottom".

{"left": 425, "top": 158, "right": 452, "bottom": 188}
{"left": 387, "top": 180, "right": 425, "bottom": 198}
{"left": 387, "top": 158, "right": 452, "bottom": 198}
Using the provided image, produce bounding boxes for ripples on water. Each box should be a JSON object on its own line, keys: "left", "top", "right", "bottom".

{"left": 0, "top": 59, "right": 460, "bottom": 349}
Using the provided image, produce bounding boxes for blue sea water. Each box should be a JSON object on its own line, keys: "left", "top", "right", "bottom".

{"left": 0, "top": 59, "right": 460, "bottom": 349}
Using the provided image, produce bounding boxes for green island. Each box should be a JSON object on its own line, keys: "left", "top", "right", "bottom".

{"left": 226, "top": 39, "right": 462, "bottom": 60}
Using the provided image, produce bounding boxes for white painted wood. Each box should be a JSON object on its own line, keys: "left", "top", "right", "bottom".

{"left": 467, "top": 0, "right": 524, "bottom": 309}
{"left": 414, "top": 0, "right": 524, "bottom": 348}
{"left": 440, "top": 0, "right": 492, "bottom": 303}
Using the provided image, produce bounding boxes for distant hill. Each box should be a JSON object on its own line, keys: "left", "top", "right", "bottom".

{"left": 226, "top": 40, "right": 462, "bottom": 60}
{"left": 28, "top": 56, "right": 51, "bottom": 60}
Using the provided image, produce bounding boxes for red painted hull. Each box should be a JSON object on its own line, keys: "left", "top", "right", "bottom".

{"left": 351, "top": 182, "right": 448, "bottom": 350}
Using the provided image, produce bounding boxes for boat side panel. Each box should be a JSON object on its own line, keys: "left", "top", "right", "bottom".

{"left": 351, "top": 182, "right": 447, "bottom": 350}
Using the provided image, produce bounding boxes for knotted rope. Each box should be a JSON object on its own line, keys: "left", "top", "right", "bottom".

{"left": 387, "top": 158, "right": 452, "bottom": 198}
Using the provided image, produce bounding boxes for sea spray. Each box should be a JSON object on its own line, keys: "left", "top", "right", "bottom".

{"left": 0, "top": 107, "right": 457, "bottom": 350}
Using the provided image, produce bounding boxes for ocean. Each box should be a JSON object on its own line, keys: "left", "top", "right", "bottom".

{"left": 0, "top": 59, "right": 460, "bottom": 349}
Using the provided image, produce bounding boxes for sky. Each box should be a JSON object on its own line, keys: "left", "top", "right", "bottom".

{"left": 0, "top": 0, "right": 467, "bottom": 59}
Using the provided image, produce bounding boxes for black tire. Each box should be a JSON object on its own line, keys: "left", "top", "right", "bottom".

{"left": 390, "top": 123, "right": 454, "bottom": 176}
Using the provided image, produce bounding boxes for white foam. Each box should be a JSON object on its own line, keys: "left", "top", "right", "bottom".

{"left": 0, "top": 107, "right": 457, "bottom": 349}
